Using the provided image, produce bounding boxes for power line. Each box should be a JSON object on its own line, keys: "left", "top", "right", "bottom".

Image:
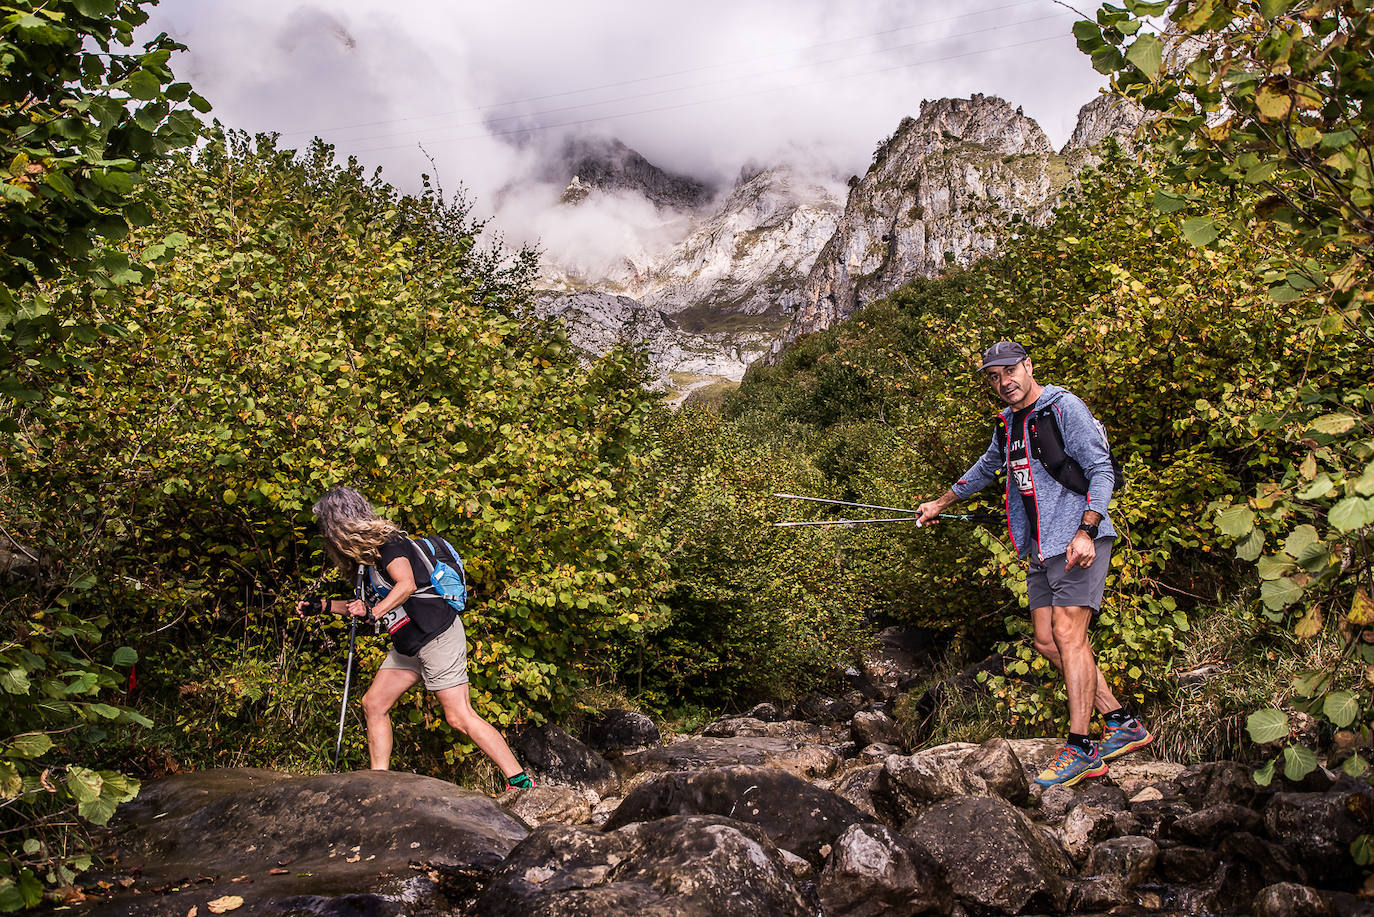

{"left": 315, "top": 11, "right": 1071, "bottom": 150}
{"left": 342, "top": 30, "right": 1072, "bottom": 157}
{"left": 279, "top": 0, "right": 1054, "bottom": 138}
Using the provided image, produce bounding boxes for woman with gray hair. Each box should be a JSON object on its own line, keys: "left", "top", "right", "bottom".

{"left": 303, "top": 486, "right": 534, "bottom": 790}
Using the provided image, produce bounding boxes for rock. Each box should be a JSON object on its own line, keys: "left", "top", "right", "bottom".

{"left": 615, "top": 736, "right": 840, "bottom": 781}
{"left": 1039, "top": 781, "right": 1129, "bottom": 819}
{"left": 473, "top": 816, "right": 815, "bottom": 916}
{"left": 1128, "top": 796, "right": 1193, "bottom": 840}
{"left": 794, "top": 694, "right": 857, "bottom": 724}
{"left": 818, "top": 822, "right": 952, "bottom": 916}
{"left": 1130, "top": 786, "right": 1164, "bottom": 803}
{"left": 702, "top": 716, "right": 832, "bottom": 742}
{"left": 860, "top": 742, "right": 900, "bottom": 764}
{"left": 874, "top": 752, "right": 980, "bottom": 824}
{"left": 1106, "top": 757, "right": 1184, "bottom": 798}
{"left": 852, "top": 710, "right": 902, "bottom": 749}
{"left": 502, "top": 784, "right": 597, "bottom": 827}
{"left": 828, "top": 764, "right": 882, "bottom": 820}
{"left": 1220, "top": 832, "right": 1307, "bottom": 886}
{"left": 1084, "top": 835, "right": 1158, "bottom": 888}
{"left": 1156, "top": 844, "right": 1221, "bottom": 884}
{"left": 745, "top": 702, "right": 783, "bottom": 722}
{"left": 1171, "top": 802, "right": 1264, "bottom": 844}
{"left": 99, "top": 770, "right": 527, "bottom": 915}
{"left": 1176, "top": 759, "right": 1268, "bottom": 809}
{"left": 1265, "top": 790, "right": 1374, "bottom": 884}
{"left": 509, "top": 723, "right": 621, "bottom": 797}
{"left": 583, "top": 709, "right": 660, "bottom": 755}
{"left": 874, "top": 738, "right": 1030, "bottom": 824}
{"left": 1067, "top": 874, "right": 1131, "bottom": 911}
{"left": 964, "top": 737, "right": 1029, "bottom": 806}
{"left": 903, "top": 795, "right": 1070, "bottom": 914}
{"left": 602, "top": 765, "right": 867, "bottom": 866}
{"left": 1254, "top": 882, "right": 1338, "bottom": 917}
{"left": 1059, "top": 804, "right": 1119, "bottom": 863}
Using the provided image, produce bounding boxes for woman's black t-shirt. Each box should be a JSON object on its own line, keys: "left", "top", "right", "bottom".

{"left": 368, "top": 535, "right": 458, "bottom": 656}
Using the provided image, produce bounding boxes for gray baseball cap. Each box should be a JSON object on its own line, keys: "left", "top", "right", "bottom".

{"left": 979, "top": 340, "right": 1028, "bottom": 370}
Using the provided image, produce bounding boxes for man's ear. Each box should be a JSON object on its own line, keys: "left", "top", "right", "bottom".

{"left": 1023, "top": 358, "right": 1034, "bottom": 379}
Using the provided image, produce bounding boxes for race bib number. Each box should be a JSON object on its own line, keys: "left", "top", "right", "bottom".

{"left": 1011, "top": 457, "right": 1034, "bottom": 495}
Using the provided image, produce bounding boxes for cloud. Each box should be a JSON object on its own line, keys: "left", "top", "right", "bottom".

{"left": 144, "top": 0, "right": 1107, "bottom": 263}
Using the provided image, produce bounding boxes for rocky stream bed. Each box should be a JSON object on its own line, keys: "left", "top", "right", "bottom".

{"left": 78, "top": 630, "right": 1373, "bottom": 916}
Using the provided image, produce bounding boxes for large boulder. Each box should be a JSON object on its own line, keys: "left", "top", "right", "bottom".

{"left": 1171, "top": 802, "right": 1264, "bottom": 844}
{"left": 1083, "top": 835, "right": 1158, "bottom": 888}
{"left": 1265, "top": 790, "right": 1374, "bottom": 885}
{"left": 510, "top": 724, "right": 621, "bottom": 797}
{"left": 873, "top": 738, "right": 1028, "bottom": 824}
{"left": 817, "top": 822, "right": 952, "bottom": 916}
{"left": 828, "top": 764, "right": 882, "bottom": 820}
{"left": 851, "top": 709, "right": 902, "bottom": 749}
{"left": 502, "top": 784, "right": 598, "bottom": 827}
{"left": 473, "top": 816, "right": 815, "bottom": 916}
{"left": 603, "top": 765, "right": 867, "bottom": 866}
{"left": 95, "top": 770, "right": 527, "bottom": 915}
{"left": 903, "top": 795, "right": 1070, "bottom": 914}
{"left": 582, "top": 709, "right": 660, "bottom": 755}
{"left": 615, "top": 736, "right": 840, "bottom": 781}
{"left": 1176, "top": 759, "right": 1269, "bottom": 809}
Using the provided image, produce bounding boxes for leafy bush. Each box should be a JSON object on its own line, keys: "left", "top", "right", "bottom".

{"left": 1, "top": 130, "right": 670, "bottom": 903}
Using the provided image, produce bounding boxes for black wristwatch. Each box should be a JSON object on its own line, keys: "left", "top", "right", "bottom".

{"left": 1078, "top": 522, "right": 1100, "bottom": 539}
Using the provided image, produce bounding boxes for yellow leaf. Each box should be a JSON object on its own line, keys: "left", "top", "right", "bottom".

{"left": 1294, "top": 605, "right": 1323, "bottom": 639}
{"left": 1351, "top": 589, "right": 1374, "bottom": 627}
{"left": 206, "top": 897, "right": 243, "bottom": 914}
{"left": 1255, "top": 84, "right": 1293, "bottom": 121}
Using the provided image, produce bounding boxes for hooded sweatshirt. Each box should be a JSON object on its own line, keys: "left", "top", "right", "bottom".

{"left": 951, "top": 383, "right": 1117, "bottom": 561}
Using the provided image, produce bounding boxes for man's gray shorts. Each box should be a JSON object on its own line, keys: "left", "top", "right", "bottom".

{"left": 377, "top": 615, "right": 468, "bottom": 691}
{"left": 1026, "top": 537, "right": 1114, "bottom": 612}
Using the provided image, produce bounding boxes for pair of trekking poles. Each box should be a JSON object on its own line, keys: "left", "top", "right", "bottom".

{"left": 771, "top": 493, "right": 999, "bottom": 527}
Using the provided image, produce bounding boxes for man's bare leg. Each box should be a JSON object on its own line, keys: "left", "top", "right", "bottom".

{"left": 360, "top": 668, "right": 420, "bottom": 770}
{"left": 1049, "top": 604, "right": 1102, "bottom": 737}
{"left": 1031, "top": 605, "right": 1120, "bottom": 715}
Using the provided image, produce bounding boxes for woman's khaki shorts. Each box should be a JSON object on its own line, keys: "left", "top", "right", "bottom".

{"left": 377, "top": 615, "right": 468, "bottom": 691}
{"left": 1026, "top": 538, "right": 1114, "bottom": 613}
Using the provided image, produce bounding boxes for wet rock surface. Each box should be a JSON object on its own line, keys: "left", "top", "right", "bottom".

{"left": 93, "top": 770, "right": 527, "bottom": 915}
{"left": 86, "top": 700, "right": 1373, "bottom": 915}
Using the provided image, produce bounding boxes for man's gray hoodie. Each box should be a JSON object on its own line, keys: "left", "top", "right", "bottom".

{"left": 951, "top": 383, "right": 1117, "bottom": 562}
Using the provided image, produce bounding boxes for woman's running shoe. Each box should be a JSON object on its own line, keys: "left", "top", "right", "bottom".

{"left": 1034, "top": 743, "right": 1108, "bottom": 787}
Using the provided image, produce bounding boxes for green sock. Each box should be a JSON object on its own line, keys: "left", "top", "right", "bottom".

{"left": 506, "top": 771, "right": 533, "bottom": 789}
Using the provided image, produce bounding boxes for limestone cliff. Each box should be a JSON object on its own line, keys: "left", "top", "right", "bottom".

{"left": 776, "top": 94, "right": 1060, "bottom": 349}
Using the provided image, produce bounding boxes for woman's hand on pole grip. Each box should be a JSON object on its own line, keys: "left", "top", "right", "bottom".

{"left": 344, "top": 598, "right": 370, "bottom": 618}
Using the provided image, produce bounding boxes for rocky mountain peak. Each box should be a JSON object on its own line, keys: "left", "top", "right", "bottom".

{"left": 773, "top": 95, "right": 1061, "bottom": 353}
{"left": 904, "top": 93, "right": 1053, "bottom": 157}
{"left": 548, "top": 135, "right": 714, "bottom": 211}
{"left": 1061, "top": 93, "right": 1147, "bottom": 154}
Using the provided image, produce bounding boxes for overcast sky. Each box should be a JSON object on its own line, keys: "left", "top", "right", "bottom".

{"left": 144, "top": 0, "right": 1108, "bottom": 255}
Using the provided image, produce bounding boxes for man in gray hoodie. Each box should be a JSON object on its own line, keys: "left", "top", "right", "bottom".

{"left": 915, "top": 341, "right": 1153, "bottom": 787}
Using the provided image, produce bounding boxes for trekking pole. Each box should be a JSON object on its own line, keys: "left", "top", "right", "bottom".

{"left": 772, "top": 493, "right": 999, "bottom": 526}
{"left": 332, "top": 563, "right": 366, "bottom": 773}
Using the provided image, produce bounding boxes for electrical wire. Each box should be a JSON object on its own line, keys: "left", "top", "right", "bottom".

{"left": 304, "top": 11, "right": 1070, "bottom": 150}
{"left": 344, "top": 30, "right": 1072, "bottom": 156}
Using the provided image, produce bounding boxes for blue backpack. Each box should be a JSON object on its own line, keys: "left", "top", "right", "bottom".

{"left": 369, "top": 536, "right": 467, "bottom": 612}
